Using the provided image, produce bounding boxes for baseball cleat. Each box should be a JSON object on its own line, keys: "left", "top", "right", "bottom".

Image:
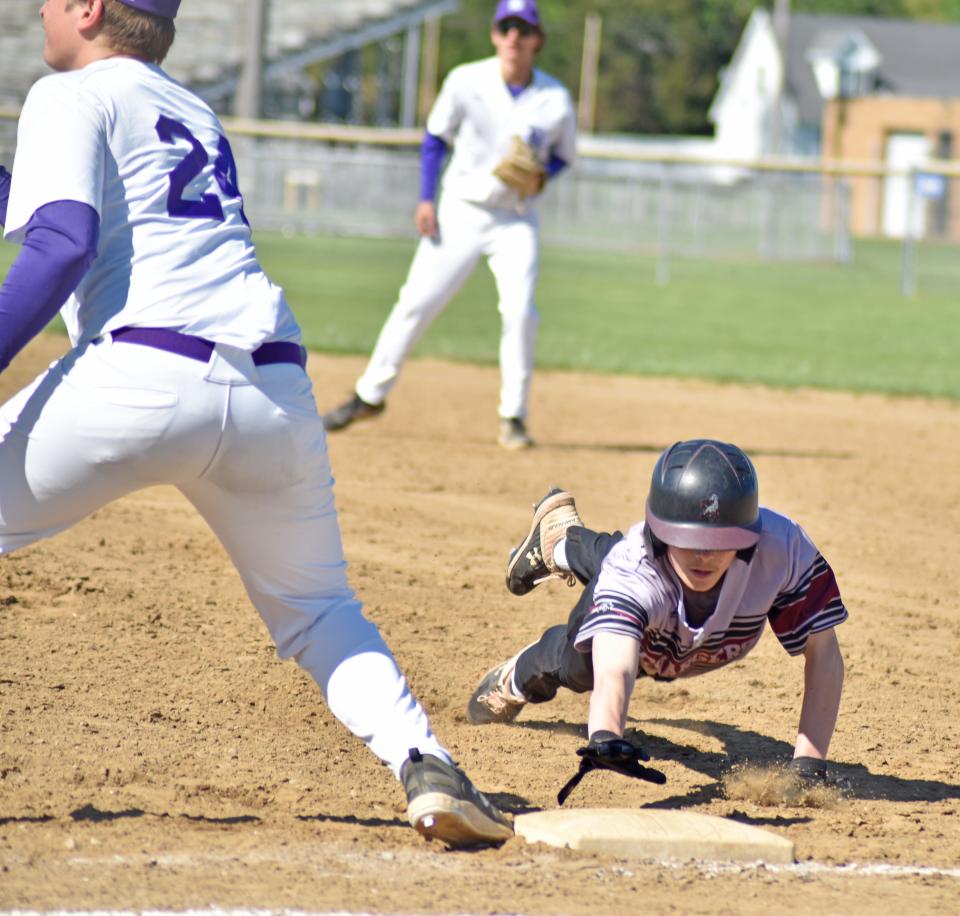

{"left": 466, "top": 651, "right": 528, "bottom": 725}
{"left": 401, "top": 749, "right": 513, "bottom": 848}
{"left": 498, "top": 417, "right": 533, "bottom": 450}
{"left": 505, "top": 488, "right": 583, "bottom": 596}
{"left": 322, "top": 393, "right": 385, "bottom": 432}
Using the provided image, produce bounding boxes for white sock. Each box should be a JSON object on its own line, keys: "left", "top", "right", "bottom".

{"left": 509, "top": 669, "right": 528, "bottom": 703}
{"left": 298, "top": 618, "right": 452, "bottom": 779}
{"left": 553, "top": 538, "right": 570, "bottom": 571}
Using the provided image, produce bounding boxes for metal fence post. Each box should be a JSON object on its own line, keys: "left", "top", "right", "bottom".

{"left": 833, "top": 177, "right": 852, "bottom": 264}
{"left": 656, "top": 164, "right": 671, "bottom": 286}
{"left": 900, "top": 167, "right": 918, "bottom": 298}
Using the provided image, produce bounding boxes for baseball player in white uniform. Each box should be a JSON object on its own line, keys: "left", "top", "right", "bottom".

{"left": 467, "top": 441, "right": 847, "bottom": 801}
{"left": 0, "top": 0, "right": 511, "bottom": 848}
{"left": 323, "top": 0, "right": 577, "bottom": 450}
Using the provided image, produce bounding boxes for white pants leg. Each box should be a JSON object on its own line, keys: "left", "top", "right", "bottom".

{"left": 355, "top": 197, "right": 486, "bottom": 406}
{"left": 484, "top": 210, "right": 540, "bottom": 420}
{"left": 178, "top": 392, "right": 447, "bottom": 777}
{"left": 356, "top": 196, "right": 542, "bottom": 421}
{"left": 0, "top": 338, "right": 449, "bottom": 777}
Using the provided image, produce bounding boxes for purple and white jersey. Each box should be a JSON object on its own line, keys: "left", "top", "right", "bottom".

{"left": 4, "top": 58, "right": 299, "bottom": 350}
{"left": 574, "top": 508, "right": 848, "bottom": 679}
{"left": 427, "top": 57, "right": 576, "bottom": 212}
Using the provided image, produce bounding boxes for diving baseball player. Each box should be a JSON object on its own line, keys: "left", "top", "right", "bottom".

{"left": 323, "top": 0, "right": 577, "bottom": 450}
{"left": 0, "top": 0, "right": 511, "bottom": 848}
{"left": 467, "top": 440, "right": 847, "bottom": 801}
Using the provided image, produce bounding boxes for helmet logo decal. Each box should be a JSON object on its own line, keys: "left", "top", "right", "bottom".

{"left": 701, "top": 494, "right": 720, "bottom": 521}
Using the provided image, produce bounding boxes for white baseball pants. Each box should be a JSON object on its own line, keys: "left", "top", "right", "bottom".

{"left": 0, "top": 336, "right": 448, "bottom": 777}
{"left": 356, "top": 196, "right": 540, "bottom": 420}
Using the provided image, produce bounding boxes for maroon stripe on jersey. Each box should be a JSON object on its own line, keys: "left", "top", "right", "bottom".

{"left": 577, "top": 594, "right": 650, "bottom": 646}
{"left": 768, "top": 555, "right": 847, "bottom": 654}
{"left": 637, "top": 615, "right": 768, "bottom": 679}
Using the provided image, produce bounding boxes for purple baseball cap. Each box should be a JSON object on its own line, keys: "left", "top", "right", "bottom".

{"left": 493, "top": 0, "right": 541, "bottom": 29}
{"left": 116, "top": 0, "right": 181, "bottom": 18}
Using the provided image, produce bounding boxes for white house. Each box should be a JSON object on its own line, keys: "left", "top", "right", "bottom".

{"left": 708, "top": 9, "right": 960, "bottom": 161}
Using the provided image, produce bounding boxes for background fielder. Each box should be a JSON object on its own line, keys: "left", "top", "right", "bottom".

{"left": 322, "top": 0, "right": 576, "bottom": 450}
{"left": 468, "top": 440, "right": 847, "bottom": 794}
{"left": 0, "top": 0, "right": 511, "bottom": 848}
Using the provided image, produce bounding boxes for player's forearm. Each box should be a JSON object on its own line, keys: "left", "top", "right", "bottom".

{"left": 588, "top": 674, "right": 633, "bottom": 737}
{"left": 794, "top": 629, "right": 845, "bottom": 759}
{"left": 587, "top": 633, "right": 639, "bottom": 737}
{"left": 0, "top": 200, "right": 99, "bottom": 372}
{"left": 0, "top": 166, "right": 11, "bottom": 226}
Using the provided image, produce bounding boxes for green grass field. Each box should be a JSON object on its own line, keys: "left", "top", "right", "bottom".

{"left": 2, "top": 233, "right": 957, "bottom": 400}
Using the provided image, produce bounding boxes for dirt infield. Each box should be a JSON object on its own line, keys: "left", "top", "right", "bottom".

{"left": 2, "top": 334, "right": 959, "bottom": 915}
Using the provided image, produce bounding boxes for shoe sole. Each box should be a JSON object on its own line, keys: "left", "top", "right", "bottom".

{"left": 408, "top": 793, "right": 513, "bottom": 847}
{"left": 504, "top": 489, "right": 573, "bottom": 595}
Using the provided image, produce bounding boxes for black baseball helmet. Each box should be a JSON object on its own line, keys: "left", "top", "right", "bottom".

{"left": 645, "top": 439, "right": 761, "bottom": 550}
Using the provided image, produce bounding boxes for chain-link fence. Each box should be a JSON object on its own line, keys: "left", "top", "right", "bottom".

{"left": 3, "top": 111, "right": 957, "bottom": 295}
{"left": 228, "top": 130, "right": 851, "bottom": 268}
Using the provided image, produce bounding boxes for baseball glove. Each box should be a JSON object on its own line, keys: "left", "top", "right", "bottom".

{"left": 557, "top": 732, "right": 667, "bottom": 805}
{"left": 493, "top": 136, "right": 546, "bottom": 198}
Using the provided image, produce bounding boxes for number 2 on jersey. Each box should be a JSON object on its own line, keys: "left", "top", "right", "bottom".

{"left": 155, "top": 115, "right": 249, "bottom": 225}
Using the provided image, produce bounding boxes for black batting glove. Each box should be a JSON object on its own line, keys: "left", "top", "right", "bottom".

{"left": 557, "top": 731, "right": 666, "bottom": 805}
{"left": 584, "top": 730, "right": 651, "bottom": 764}
{"left": 788, "top": 756, "right": 828, "bottom": 785}
{"left": 580, "top": 731, "right": 667, "bottom": 782}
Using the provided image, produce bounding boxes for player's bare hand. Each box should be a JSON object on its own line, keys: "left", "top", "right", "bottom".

{"left": 415, "top": 201, "right": 438, "bottom": 238}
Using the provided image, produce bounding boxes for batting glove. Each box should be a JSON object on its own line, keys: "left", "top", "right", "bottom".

{"left": 557, "top": 731, "right": 667, "bottom": 805}
{"left": 788, "top": 756, "right": 828, "bottom": 784}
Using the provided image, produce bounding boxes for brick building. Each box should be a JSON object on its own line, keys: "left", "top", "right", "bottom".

{"left": 711, "top": 10, "right": 960, "bottom": 238}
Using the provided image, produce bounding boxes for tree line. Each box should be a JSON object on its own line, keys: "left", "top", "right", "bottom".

{"left": 436, "top": 0, "right": 960, "bottom": 135}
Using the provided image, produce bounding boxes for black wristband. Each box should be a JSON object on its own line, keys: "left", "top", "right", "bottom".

{"left": 789, "top": 756, "right": 827, "bottom": 780}
{"left": 588, "top": 730, "right": 621, "bottom": 746}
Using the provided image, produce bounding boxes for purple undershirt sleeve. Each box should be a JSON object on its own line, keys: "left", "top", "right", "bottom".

{"left": 420, "top": 132, "right": 449, "bottom": 202}
{"left": 547, "top": 153, "right": 568, "bottom": 180}
{"left": 0, "top": 166, "right": 11, "bottom": 226}
{"left": 0, "top": 199, "right": 100, "bottom": 373}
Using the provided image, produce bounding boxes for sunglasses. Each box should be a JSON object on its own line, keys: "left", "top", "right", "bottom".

{"left": 496, "top": 17, "right": 537, "bottom": 37}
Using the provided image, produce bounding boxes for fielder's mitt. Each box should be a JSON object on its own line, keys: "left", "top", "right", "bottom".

{"left": 493, "top": 136, "right": 546, "bottom": 198}
{"left": 557, "top": 732, "right": 667, "bottom": 805}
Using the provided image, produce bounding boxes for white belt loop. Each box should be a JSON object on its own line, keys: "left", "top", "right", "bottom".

{"left": 204, "top": 342, "right": 258, "bottom": 385}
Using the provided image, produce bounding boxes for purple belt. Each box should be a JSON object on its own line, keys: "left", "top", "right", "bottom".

{"left": 110, "top": 326, "right": 306, "bottom": 369}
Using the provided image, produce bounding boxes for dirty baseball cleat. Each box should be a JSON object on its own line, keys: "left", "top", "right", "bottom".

{"left": 322, "top": 393, "right": 385, "bottom": 432}
{"left": 505, "top": 488, "right": 583, "bottom": 596}
{"left": 498, "top": 417, "right": 533, "bottom": 450}
{"left": 401, "top": 749, "right": 513, "bottom": 847}
{"left": 467, "top": 651, "right": 528, "bottom": 725}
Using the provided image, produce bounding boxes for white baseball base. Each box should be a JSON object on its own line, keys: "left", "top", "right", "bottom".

{"left": 514, "top": 808, "right": 796, "bottom": 864}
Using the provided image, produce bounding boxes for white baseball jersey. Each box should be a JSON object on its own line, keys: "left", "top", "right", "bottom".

{"left": 4, "top": 58, "right": 299, "bottom": 350}
{"left": 574, "top": 508, "right": 848, "bottom": 679}
{"left": 427, "top": 57, "right": 576, "bottom": 212}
